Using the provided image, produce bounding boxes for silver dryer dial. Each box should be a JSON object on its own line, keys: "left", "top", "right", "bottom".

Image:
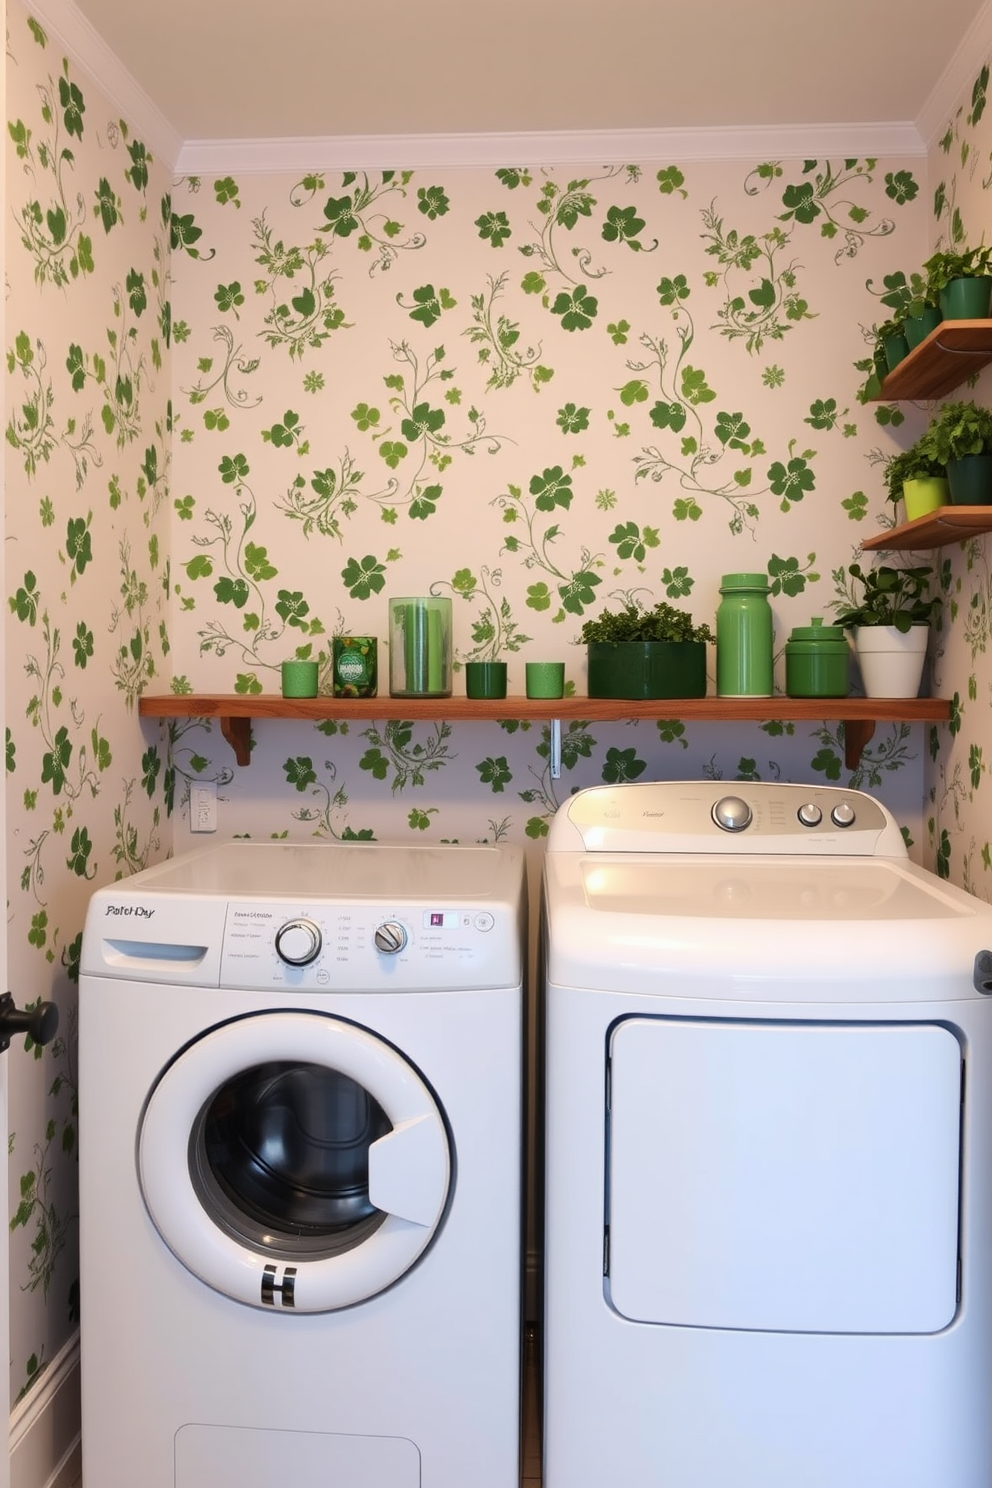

{"left": 374, "top": 921, "right": 409, "bottom": 955}
{"left": 712, "top": 795, "right": 753, "bottom": 832}
{"left": 274, "top": 917, "right": 322, "bottom": 966}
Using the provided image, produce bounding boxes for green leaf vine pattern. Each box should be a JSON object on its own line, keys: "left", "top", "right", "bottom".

{"left": 293, "top": 170, "right": 427, "bottom": 274}
{"left": 8, "top": 61, "right": 94, "bottom": 287}
{"left": 492, "top": 465, "right": 605, "bottom": 619}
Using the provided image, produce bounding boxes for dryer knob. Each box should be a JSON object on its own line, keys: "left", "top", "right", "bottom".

{"left": 831, "top": 801, "right": 856, "bottom": 828}
{"left": 274, "top": 918, "right": 322, "bottom": 966}
{"left": 374, "top": 921, "right": 408, "bottom": 955}
{"left": 712, "top": 795, "right": 753, "bottom": 832}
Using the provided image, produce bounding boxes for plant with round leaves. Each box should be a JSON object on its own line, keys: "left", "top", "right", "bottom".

{"left": 835, "top": 563, "right": 938, "bottom": 632}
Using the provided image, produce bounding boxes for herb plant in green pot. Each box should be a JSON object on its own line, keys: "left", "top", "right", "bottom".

{"left": 835, "top": 563, "right": 937, "bottom": 699}
{"left": 580, "top": 600, "right": 714, "bottom": 700}
{"left": 926, "top": 400, "right": 992, "bottom": 505}
{"left": 884, "top": 433, "right": 948, "bottom": 522}
{"left": 922, "top": 245, "right": 992, "bottom": 320}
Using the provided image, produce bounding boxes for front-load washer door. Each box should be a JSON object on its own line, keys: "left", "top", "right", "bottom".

{"left": 139, "top": 1011, "right": 450, "bottom": 1312}
{"left": 606, "top": 1016, "right": 962, "bottom": 1334}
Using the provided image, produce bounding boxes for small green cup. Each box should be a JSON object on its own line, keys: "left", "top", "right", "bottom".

{"left": 525, "top": 661, "right": 565, "bottom": 700}
{"left": 465, "top": 661, "right": 508, "bottom": 699}
{"left": 281, "top": 659, "right": 319, "bottom": 698}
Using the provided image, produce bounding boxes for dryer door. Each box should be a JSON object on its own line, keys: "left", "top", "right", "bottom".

{"left": 138, "top": 1011, "right": 450, "bottom": 1312}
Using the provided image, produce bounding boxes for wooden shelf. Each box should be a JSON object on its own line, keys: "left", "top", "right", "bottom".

{"left": 872, "top": 320, "right": 992, "bottom": 400}
{"left": 861, "top": 505, "right": 992, "bottom": 551}
{"left": 139, "top": 693, "right": 951, "bottom": 772}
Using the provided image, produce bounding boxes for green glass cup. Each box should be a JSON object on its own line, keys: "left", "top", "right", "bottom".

{"left": 525, "top": 661, "right": 565, "bottom": 700}
{"left": 465, "top": 661, "right": 508, "bottom": 699}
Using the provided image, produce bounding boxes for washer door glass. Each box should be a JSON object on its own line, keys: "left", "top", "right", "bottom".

{"left": 139, "top": 1012, "right": 451, "bottom": 1313}
{"left": 191, "top": 1061, "right": 393, "bottom": 1258}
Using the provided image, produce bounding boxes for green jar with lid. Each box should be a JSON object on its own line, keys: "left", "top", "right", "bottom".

{"left": 785, "top": 617, "right": 850, "bottom": 698}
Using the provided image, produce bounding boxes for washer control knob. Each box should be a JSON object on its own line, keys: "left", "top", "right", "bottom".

{"left": 798, "top": 802, "right": 823, "bottom": 828}
{"left": 275, "top": 918, "right": 322, "bottom": 966}
{"left": 712, "top": 795, "right": 753, "bottom": 832}
{"left": 374, "top": 921, "right": 408, "bottom": 955}
{"left": 831, "top": 801, "right": 856, "bottom": 829}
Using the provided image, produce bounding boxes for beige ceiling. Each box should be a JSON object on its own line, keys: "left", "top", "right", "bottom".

{"left": 68, "top": 0, "right": 991, "bottom": 144}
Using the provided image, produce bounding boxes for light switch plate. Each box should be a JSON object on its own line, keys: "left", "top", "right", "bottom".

{"left": 191, "top": 781, "right": 217, "bottom": 833}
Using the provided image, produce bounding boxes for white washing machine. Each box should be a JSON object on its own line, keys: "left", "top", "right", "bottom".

{"left": 542, "top": 781, "right": 992, "bottom": 1488}
{"left": 79, "top": 840, "right": 526, "bottom": 1488}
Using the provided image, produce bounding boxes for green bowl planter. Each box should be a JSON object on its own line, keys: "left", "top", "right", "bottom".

{"left": 587, "top": 640, "right": 707, "bottom": 700}
{"left": 902, "top": 475, "right": 950, "bottom": 520}
{"left": 939, "top": 277, "right": 992, "bottom": 320}
{"left": 946, "top": 454, "right": 992, "bottom": 505}
{"left": 903, "top": 305, "right": 942, "bottom": 349}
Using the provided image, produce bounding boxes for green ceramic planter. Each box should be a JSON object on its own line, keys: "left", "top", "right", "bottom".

{"left": 902, "top": 476, "right": 950, "bottom": 521}
{"left": 883, "top": 330, "right": 910, "bottom": 372}
{"left": 903, "top": 306, "right": 942, "bottom": 349}
{"left": 947, "top": 455, "right": 992, "bottom": 505}
{"left": 586, "top": 641, "right": 707, "bottom": 700}
{"left": 939, "top": 277, "right": 992, "bottom": 320}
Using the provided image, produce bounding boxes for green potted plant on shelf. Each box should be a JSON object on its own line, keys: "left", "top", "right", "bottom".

{"left": 925, "top": 399, "right": 992, "bottom": 504}
{"left": 883, "top": 429, "right": 949, "bottom": 521}
{"left": 921, "top": 244, "right": 992, "bottom": 319}
{"left": 579, "top": 598, "right": 714, "bottom": 700}
{"left": 834, "top": 562, "right": 938, "bottom": 699}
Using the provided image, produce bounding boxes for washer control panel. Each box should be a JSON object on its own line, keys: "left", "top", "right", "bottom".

{"left": 220, "top": 900, "right": 507, "bottom": 991}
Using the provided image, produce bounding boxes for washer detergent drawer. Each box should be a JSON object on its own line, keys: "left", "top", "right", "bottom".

{"left": 607, "top": 1017, "right": 962, "bottom": 1334}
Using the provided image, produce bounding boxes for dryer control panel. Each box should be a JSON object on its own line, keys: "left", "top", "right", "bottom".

{"left": 548, "top": 781, "right": 908, "bottom": 857}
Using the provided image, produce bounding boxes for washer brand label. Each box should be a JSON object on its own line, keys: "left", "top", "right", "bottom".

{"left": 103, "top": 903, "right": 155, "bottom": 919}
{"left": 261, "top": 1264, "right": 297, "bottom": 1308}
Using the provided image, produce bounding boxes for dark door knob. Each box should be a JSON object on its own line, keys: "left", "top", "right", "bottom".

{"left": 0, "top": 993, "right": 58, "bottom": 1053}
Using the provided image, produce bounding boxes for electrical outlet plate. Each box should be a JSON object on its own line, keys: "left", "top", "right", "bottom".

{"left": 192, "top": 781, "right": 217, "bottom": 833}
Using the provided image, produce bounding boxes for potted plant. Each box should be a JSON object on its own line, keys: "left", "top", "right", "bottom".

{"left": 875, "top": 314, "right": 910, "bottom": 374}
{"left": 921, "top": 245, "right": 992, "bottom": 320}
{"left": 835, "top": 562, "right": 938, "bottom": 699}
{"left": 902, "top": 269, "right": 943, "bottom": 348}
{"left": 925, "top": 399, "right": 992, "bottom": 504}
{"left": 579, "top": 599, "right": 714, "bottom": 699}
{"left": 883, "top": 430, "right": 949, "bottom": 521}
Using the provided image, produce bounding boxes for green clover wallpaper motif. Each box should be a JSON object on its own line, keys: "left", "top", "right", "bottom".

{"left": 6, "top": 5, "right": 171, "bottom": 1405}
{"left": 6, "top": 0, "right": 992, "bottom": 1450}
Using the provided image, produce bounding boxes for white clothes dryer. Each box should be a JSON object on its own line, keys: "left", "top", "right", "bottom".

{"left": 542, "top": 781, "right": 992, "bottom": 1488}
{"left": 79, "top": 840, "right": 526, "bottom": 1488}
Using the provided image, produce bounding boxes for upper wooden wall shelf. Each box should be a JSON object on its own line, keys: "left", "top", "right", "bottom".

{"left": 138, "top": 693, "right": 951, "bottom": 773}
{"left": 862, "top": 506, "right": 992, "bottom": 552}
{"left": 872, "top": 320, "right": 992, "bottom": 400}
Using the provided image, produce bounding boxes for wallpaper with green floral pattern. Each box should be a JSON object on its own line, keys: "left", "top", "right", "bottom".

{"left": 5, "top": 3, "right": 171, "bottom": 1406}
{"left": 8, "top": 0, "right": 992, "bottom": 1437}
{"left": 926, "top": 65, "right": 992, "bottom": 890}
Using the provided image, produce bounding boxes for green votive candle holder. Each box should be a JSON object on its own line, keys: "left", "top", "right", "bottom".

{"left": 525, "top": 661, "right": 565, "bottom": 700}
{"left": 281, "top": 659, "right": 319, "bottom": 698}
{"left": 465, "top": 661, "right": 508, "bottom": 699}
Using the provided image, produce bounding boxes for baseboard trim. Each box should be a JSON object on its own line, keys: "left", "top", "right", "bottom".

{"left": 10, "top": 1332, "right": 81, "bottom": 1488}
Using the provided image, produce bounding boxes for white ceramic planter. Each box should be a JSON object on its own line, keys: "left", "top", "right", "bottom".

{"left": 854, "top": 625, "right": 929, "bottom": 699}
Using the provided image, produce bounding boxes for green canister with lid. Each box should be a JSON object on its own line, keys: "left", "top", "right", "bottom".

{"left": 785, "top": 617, "right": 849, "bottom": 698}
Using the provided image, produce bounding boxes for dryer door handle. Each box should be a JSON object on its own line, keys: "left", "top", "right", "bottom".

{"left": 0, "top": 992, "right": 58, "bottom": 1053}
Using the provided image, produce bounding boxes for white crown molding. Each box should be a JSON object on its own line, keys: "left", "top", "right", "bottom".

{"left": 917, "top": 0, "right": 992, "bottom": 146}
{"left": 177, "top": 120, "right": 925, "bottom": 177}
{"left": 20, "top": 0, "right": 183, "bottom": 170}
{"left": 20, "top": 0, "right": 927, "bottom": 178}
